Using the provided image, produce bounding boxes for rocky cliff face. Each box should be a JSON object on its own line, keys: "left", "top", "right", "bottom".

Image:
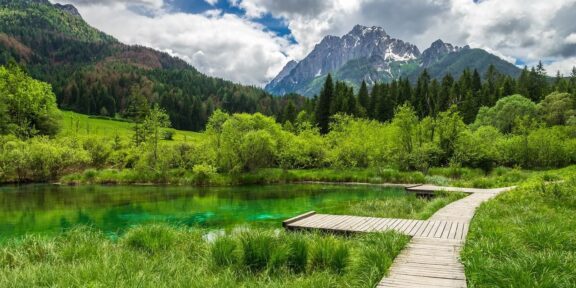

{"left": 265, "top": 25, "right": 420, "bottom": 95}
{"left": 421, "top": 39, "right": 469, "bottom": 67}
{"left": 266, "top": 25, "right": 517, "bottom": 97}
{"left": 54, "top": 3, "right": 82, "bottom": 18}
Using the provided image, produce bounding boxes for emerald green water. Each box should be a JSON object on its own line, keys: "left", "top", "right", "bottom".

{"left": 0, "top": 184, "right": 406, "bottom": 240}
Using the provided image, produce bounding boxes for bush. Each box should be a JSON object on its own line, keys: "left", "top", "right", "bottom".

{"left": 286, "top": 236, "right": 308, "bottom": 273}
{"left": 162, "top": 130, "right": 175, "bottom": 141}
{"left": 240, "top": 231, "right": 276, "bottom": 272}
{"left": 122, "top": 225, "right": 178, "bottom": 254}
{"left": 211, "top": 236, "right": 238, "bottom": 267}
{"left": 310, "top": 236, "right": 350, "bottom": 274}
{"left": 192, "top": 164, "right": 217, "bottom": 185}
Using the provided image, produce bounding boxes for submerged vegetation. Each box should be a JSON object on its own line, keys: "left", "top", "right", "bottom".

{"left": 0, "top": 225, "right": 408, "bottom": 287}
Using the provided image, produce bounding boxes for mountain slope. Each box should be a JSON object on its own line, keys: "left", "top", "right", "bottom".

{"left": 409, "top": 48, "right": 522, "bottom": 81}
{"left": 0, "top": 0, "right": 284, "bottom": 131}
{"left": 266, "top": 26, "right": 522, "bottom": 97}
{"left": 265, "top": 25, "right": 420, "bottom": 96}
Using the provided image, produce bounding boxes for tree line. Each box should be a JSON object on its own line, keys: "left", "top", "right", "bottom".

{"left": 313, "top": 64, "right": 576, "bottom": 134}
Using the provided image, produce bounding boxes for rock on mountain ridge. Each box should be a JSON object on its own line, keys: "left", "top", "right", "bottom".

{"left": 265, "top": 25, "right": 421, "bottom": 96}
{"left": 266, "top": 25, "right": 520, "bottom": 97}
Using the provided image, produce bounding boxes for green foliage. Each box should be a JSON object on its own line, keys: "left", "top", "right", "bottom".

{"left": 211, "top": 236, "right": 238, "bottom": 267}
{"left": 315, "top": 74, "right": 334, "bottom": 134}
{"left": 472, "top": 94, "right": 538, "bottom": 133}
{"left": 0, "top": 225, "right": 409, "bottom": 287}
{"left": 0, "top": 1, "right": 308, "bottom": 132}
{"left": 538, "top": 92, "right": 576, "bottom": 126}
{"left": 215, "top": 112, "right": 285, "bottom": 172}
{"left": 0, "top": 136, "right": 90, "bottom": 182}
{"left": 240, "top": 231, "right": 276, "bottom": 272}
{"left": 309, "top": 236, "right": 350, "bottom": 274}
{"left": 0, "top": 65, "right": 61, "bottom": 138}
{"left": 122, "top": 224, "right": 178, "bottom": 254}
{"left": 462, "top": 176, "right": 576, "bottom": 287}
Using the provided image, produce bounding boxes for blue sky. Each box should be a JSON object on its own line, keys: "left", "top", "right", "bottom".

{"left": 168, "top": 0, "right": 293, "bottom": 39}
{"left": 57, "top": 0, "right": 576, "bottom": 86}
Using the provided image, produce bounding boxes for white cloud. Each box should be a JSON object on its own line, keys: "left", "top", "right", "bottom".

{"left": 544, "top": 57, "right": 576, "bottom": 76}
{"left": 204, "top": 0, "right": 219, "bottom": 6}
{"left": 566, "top": 33, "right": 576, "bottom": 44}
{"left": 54, "top": 0, "right": 293, "bottom": 86}
{"left": 53, "top": 0, "right": 576, "bottom": 84}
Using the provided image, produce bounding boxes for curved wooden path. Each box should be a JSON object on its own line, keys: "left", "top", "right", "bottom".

{"left": 283, "top": 185, "right": 515, "bottom": 288}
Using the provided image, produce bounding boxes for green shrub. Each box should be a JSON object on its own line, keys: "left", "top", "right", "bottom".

{"left": 122, "top": 225, "right": 178, "bottom": 254}
{"left": 240, "top": 231, "right": 275, "bottom": 272}
{"left": 310, "top": 236, "right": 350, "bottom": 274}
{"left": 425, "top": 175, "right": 450, "bottom": 186}
{"left": 192, "top": 164, "right": 217, "bottom": 185}
{"left": 286, "top": 236, "right": 308, "bottom": 273}
{"left": 211, "top": 236, "right": 238, "bottom": 267}
{"left": 82, "top": 169, "right": 98, "bottom": 182}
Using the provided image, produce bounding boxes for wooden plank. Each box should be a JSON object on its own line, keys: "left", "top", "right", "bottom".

{"left": 374, "top": 218, "right": 396, "bottom": 231}
{"left": 292, "top": 214, "right": 326, "bottom": 226}
{"left": 330, "top": 216, "right": 362, "bottom": 231}
{"left": 455, "top": 222, "right": 464, "bottom": 240}
{"left": 282, "top": 211, "right": 316, "bottom": 227}
{"left": 422, "top": 221, "right": 438, "bottom": 238}
{"left": 449, "top": 222, "right": 459, "bottom": 240}
{"left": 440, "top": 222, "right": 454, "bottom": 239}
{"left": 434, "top": 221, "right": 447, "bottom": 238}
{"left": 414, "top": 221, "right": 430, "bottom": 237}
{"left": 283, "top": 184, "right": 514, "bottom": 288}
{"left": 354, "top": 217, "right": 378, "bottom": 231}
{"left": 321, "top": 215, "right": 353, "bottom": 230}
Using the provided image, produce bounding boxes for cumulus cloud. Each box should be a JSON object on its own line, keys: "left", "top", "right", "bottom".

{"left": 52, "top": 0, "right": 576, "bottom": 84}
{"left": 67, "top": 0, "right": 164, "bottom": 9}
{"left": 232, "top": 0, "right": 576, "bottom": 75}
{"left": 53, "top": 0, "right": 292, "bottom": 85}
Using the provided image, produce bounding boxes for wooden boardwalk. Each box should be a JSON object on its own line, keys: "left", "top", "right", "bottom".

{"left": 284, "top": 214, "right": 469, "bottom": 241}
{"left": 283, "top": 185, "right": 515, "bottom": 288}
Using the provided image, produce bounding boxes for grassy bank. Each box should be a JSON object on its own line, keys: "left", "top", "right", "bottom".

{"left": 60, "top": 165, "right": 565, "bottom": 189}
{"left": 60, "top": 111, "right": 202, "bottom": 142}
{"left": 332, "top": 191, "right": 466, "bottom": 220}
{"left": 462, "top": 171, "right": 576, "bottom": 287}
{"left": 0, "top": 225, "right": 408, "bottom": 287}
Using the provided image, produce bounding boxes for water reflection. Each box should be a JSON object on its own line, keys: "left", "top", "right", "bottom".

{"left": 0, "top": 184, "right": 405, "bottom": 239}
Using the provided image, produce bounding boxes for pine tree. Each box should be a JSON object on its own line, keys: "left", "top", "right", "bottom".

{"left": 414, "top": 69, "right": 431, "bottom": 117}
{"left": 315, "top": 74, "right": 334, "bottom": 134}
{"left": 357, "top": 80, "right": 369, "bottom": 112}
{"left": 368, "top": 83, "right": 380, "bottom": 119}
{"left": 283, "top": 100, "right": 297, "bottom": 124}
{"left": 439, "top": 74, "right": 454, "bottom": 112}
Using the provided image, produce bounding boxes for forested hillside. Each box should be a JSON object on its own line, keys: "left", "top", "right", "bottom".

{"left": 0, "top": 0, "right": 308, "bottom": 131}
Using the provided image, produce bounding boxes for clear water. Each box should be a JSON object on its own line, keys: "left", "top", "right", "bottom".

{"left": 0, "top": 184, "right": 406, "bottom": 240}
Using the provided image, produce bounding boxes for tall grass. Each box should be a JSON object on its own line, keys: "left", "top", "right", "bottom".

{"left": 0, "top": 225, "right": 409, "bottom": 287}
{"left": 331, "top": 191, "right": 466, "bottom": 220}
{"left": 462, "top": 176, "right": 576, "bottom": 287}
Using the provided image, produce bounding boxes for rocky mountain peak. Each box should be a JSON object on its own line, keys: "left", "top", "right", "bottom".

{"left": 54, "top": 3, "right": 82, "bottom": 18}
{"left": 421, "top": 39, "right": 469, "bottom": 67}
{"left": 265, "top": 25, "right": 516, "bottom": 97}
{"left": 265, "top": 25, "right": 421, "bottom": 95}
{"left": 348, "top": 25, "right": 388, "bottom": 38}
{"left": 266, "top": 60, "right": 298, "bottom": 90}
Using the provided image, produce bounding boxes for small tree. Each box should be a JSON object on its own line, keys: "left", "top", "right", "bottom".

{"left": 0, "top": 65, "right": 61, "bottom": 139}
{"left": 143, "top": 105, "right": 171, "bottom": 165}
{"left": 392, "top": 104, "right": 418, "bottom": 170}
{"left": 537, "top": 92, "right": 575, "bottom": 126}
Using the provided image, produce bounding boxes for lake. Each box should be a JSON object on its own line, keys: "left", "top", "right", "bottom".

{"left": 0, "top": 184, "right": 407, "bottom": 240}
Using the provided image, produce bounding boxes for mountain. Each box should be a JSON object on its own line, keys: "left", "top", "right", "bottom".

{"left": 266, "top": 25, "right": 522, "bottom": 97}
{"left": 0, "top": 0, "right": 291, "bottom": 131}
